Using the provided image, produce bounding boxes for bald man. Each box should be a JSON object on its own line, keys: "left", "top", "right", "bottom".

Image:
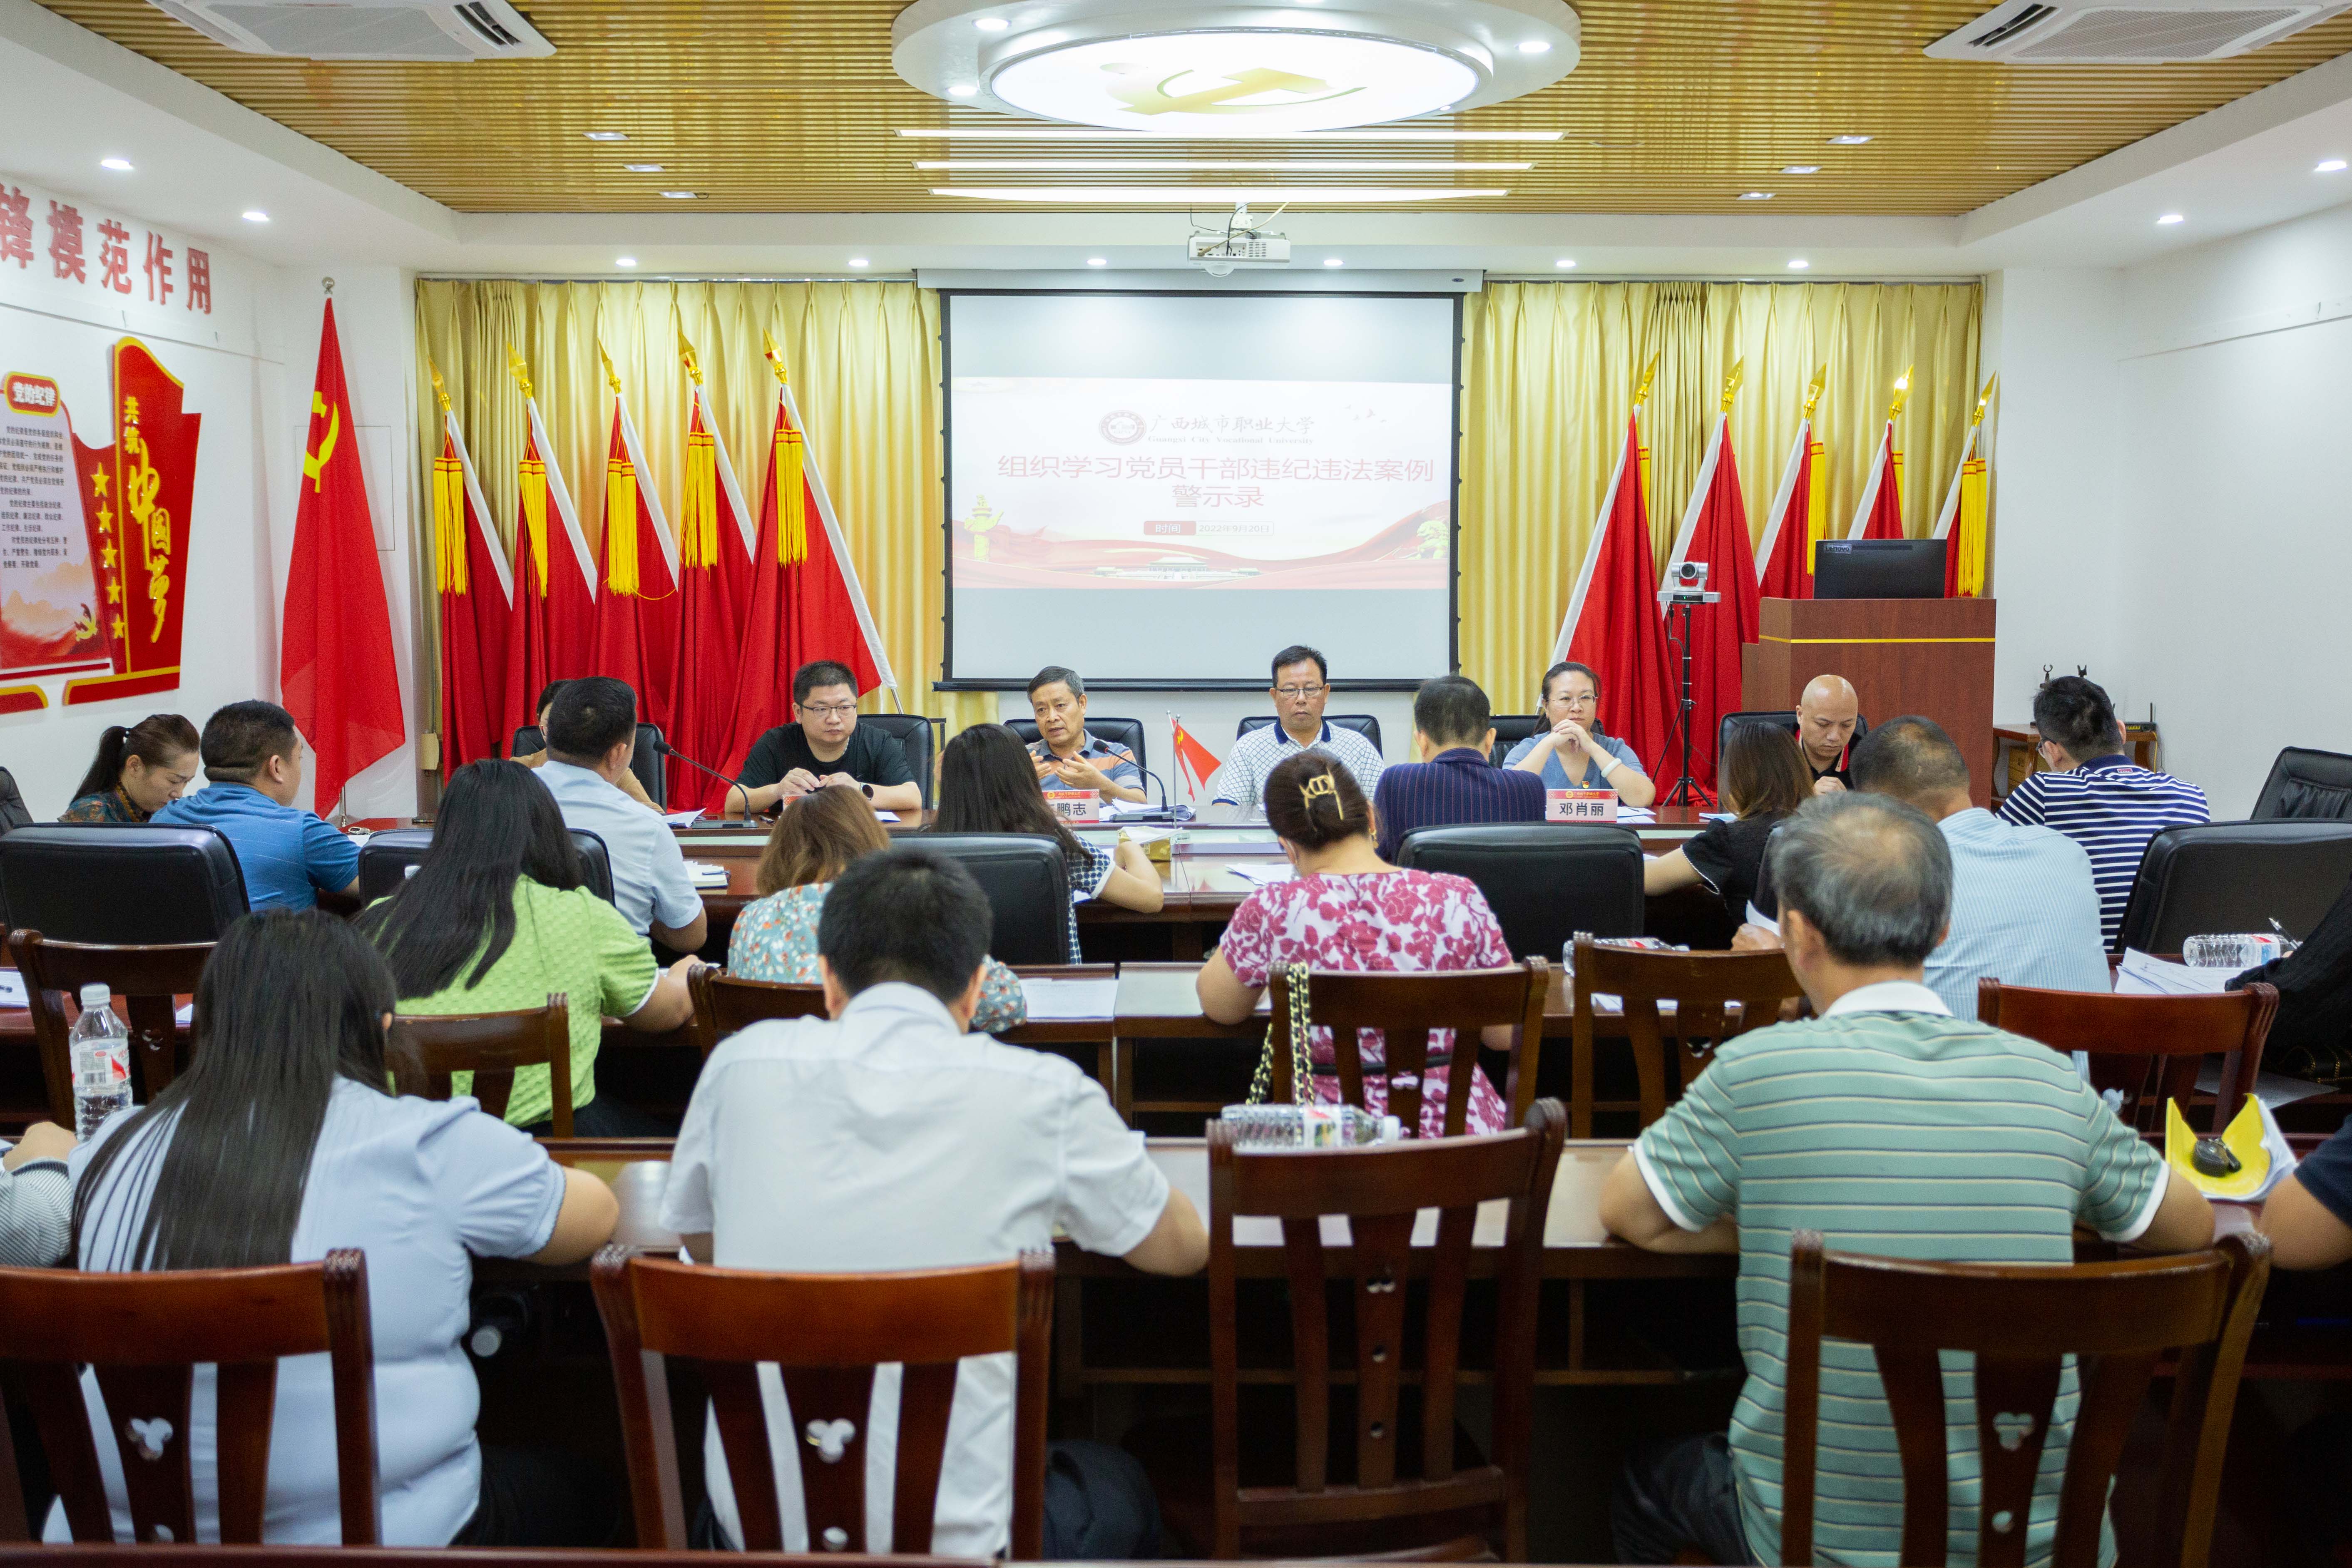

{"left": 1798, "top": 675, "right": 1860, "bottom": 795}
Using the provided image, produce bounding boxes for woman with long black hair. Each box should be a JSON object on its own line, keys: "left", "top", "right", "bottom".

{"left": 356, "top": 759, "right": 694, "bottom": 1136}
{"left": 60, "top": 910, "right": 619, "bottom": 1546}
{"left": 930, "top": 723, "right": 1161, "bottom": 958}
{"left": 60, "top": 712, "right": 199, "bottom": 823}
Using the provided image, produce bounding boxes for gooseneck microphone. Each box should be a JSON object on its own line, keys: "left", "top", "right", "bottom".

{"left": 647, "top": 738, "right": 757, "bottom": 820}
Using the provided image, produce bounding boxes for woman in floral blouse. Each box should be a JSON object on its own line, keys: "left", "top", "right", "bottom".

{"left": 728, "top": 784, "right": 1028, "bottom": 1033}
{"left": 1195, "top": 750, "right": 1515, "bottom": 1138}
{"left": 60, "top": 713, "right": 199, "bottom": 823}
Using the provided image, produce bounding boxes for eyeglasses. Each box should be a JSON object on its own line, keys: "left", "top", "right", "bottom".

{"left": 1273, "top": 684, "right": 1328, "bottom": 699}
{"left": 1550, "top": 692, "right": 1596, "bottom": 708}
{"left": 799, "top": 702, "right": 859, "bottom": 719}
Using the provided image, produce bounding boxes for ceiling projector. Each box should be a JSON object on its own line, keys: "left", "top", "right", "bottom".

{"left": 1188, "top": 203, "right": 1292, "bottom": 276}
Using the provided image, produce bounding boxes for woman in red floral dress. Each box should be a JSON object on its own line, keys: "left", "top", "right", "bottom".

{"left": 1195, "top": 750, "right": 1515, "bottom": 1138}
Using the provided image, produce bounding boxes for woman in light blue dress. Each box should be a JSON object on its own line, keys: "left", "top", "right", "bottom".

{"left": 1502, "top": 660, "right": 1658, "bottom": 805}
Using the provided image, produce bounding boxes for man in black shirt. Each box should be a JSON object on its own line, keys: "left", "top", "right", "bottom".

{"left": 1797, "top": 673, "right": 1860, "bottom": 794}
{"left": 723, "top": 659, "right": 921, "bottom": 816}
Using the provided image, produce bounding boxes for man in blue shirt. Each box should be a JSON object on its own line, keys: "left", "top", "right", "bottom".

{"left": 155, "top": 701, "right": 360, "bottom": 911}
{"left": 1372, "top": 676, "right": 1545, "bottom": 860}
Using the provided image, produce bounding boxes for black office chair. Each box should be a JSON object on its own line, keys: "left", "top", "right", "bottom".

{"left": 0, "top": 825, "right": 249, "bottom": 943}
{"left": 1394, "top": 824, "right": 1646, "bottom": 963}
{"left": 2251, "top": 747, "right": 2352, "bottom": 822}
{"left": 510, "top": 722, "right": 668, "bottom": 808}
{"left": 861, "top": 713, "right": 939, "bottom": 809}
{"left": 1718, "top": 710, "right": 1868, "bottom": 770}
{"left": 1238, "top": 714, "right": 1383, "bottom": 753}
{"left": 1007, "top": 717, "right": 1149, "bottom": 780}
{"left": 902, "top": 834, "right": 1071, "bottom": 964}
{"left": 1485, "top": 715, "right": 1543, "bottom": 764}
{"left": 2115, "top": 821, "right": 2352, "bottom": 954}
{"left": 355, "top": 826, "right": 615, "bottom": 905}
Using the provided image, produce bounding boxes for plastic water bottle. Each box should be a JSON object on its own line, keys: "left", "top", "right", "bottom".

{"left": 70, "top": 983, "right": 131, "bottom": 1140}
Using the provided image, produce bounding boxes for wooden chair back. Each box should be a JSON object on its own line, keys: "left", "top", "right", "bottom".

{"left": 0, "top": 1250, "right": 380, "bottom": 1545}
{"left": 589, "top": 1247, "right": 1054, "bottom": 1557}
{"left": 1568, "top": 934, "right": 1804, "bottom": 1136}
{"left": 1977, "top": 979, "right": 2279, "bottom": 1136}
{"left": 1265, "top": 961, "right": 1548, "bottom": 1134}
{"left": 9, "top": 929, "right": 211, "bottom": 1126}
{"left": 689, "top": 966, "right": 828, "bottom": 1059}
{"left": 1781, "top": 1229, "right": 2269, "bottom": 1568}
{"left": 386, "top": 996, "right": 573, "bottom": 1137}
{"left": 1204, "top": 1098, "right": 1567, "bottom": 1560}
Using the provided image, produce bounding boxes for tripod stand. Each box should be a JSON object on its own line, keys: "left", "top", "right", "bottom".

{"left": 1657, "top": 591, "right": 1719, "bottom": 808}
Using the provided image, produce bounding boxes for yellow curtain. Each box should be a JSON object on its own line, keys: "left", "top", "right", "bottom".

{"left": 412, "top": 278, "right": 997, "bottom": 741}
{"left": 1460, "top": 280, "right": 1981, "bottom": 714}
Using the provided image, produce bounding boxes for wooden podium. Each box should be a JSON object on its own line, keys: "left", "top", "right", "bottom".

{"left": 1741, "top": 598, "right": 1999, "bottom": 807}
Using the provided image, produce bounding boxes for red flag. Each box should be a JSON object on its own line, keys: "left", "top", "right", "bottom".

{"left": 429, "top": 398, "right": 512, "bottom": 771}
{"left": 501, "top": 383, "right": 598, "bottom": 752}
{"left": 1850, "top": 421, "right": 1906, "bottom": 541}
{"left": 1169, "top": 717, "right": 1224, "bottom": 799}
{"left": 591, "top": 388, "right": 681, "bottom": 734}
{"left": 669, "top": 381, "right": 754, "bottom": 803}
{"left": 715, "top": 366, "right": 895, "bottom": 800}
{"left": 1663, "top": 412, "right": 1762, "bottom": 796}
{"left": 280, "top": 301, "right": 405, "bottom": 813}
{"left": 1756, "top": 373, "right": 1828, "bottom": 601}
{"left": 1554, "top": 413, "right": 1675, "bottom": 777}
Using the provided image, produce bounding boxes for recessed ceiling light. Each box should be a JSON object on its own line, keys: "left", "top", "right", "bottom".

{"left": 661, "top": 190, "right": 698, "bottom": 199}
{"left": 848, "top": 257, "right": 870, "bottom": 268}
{"left": 2157, "top": 212, "right": 2185, "bottom": 225}
{"left": 1788, "top": 258, "right": 1811, "bottom": 270}
{"left": 973, "top": 14, "right": 1009, "bottom": 27}
{"left": 1517, "top": 39, "right": 1550, "bottom": 53}
{"left": 896, "top": 128, "right": 1561, "bottom": 141}
{"left": 622, "top": 162, "right": 664, "bottom": 173}
{"left": 933, "top": 186, "right": 1508, "bottom": 202}
{"left": 947, "top": 83, "right": 978, "bottom": 97}
{"left": 1555, "top": 258, "right": 1576, "bottom": 268}
{"left": 1323, "top": 257, "right": 1344, "bottom": 267}
{"left": 915, "top": 158, "right": 1529, "bottom": 171}
{"left": 584, "top": 131, "right": 628, "bottom": 142}
{"left": 990, "top": 34, "right": 1479, "bottom": 134}
{"left": 2318, "top": 158, "right": 2347, "bottom": 173}
{"left": 1738, "top": 190, "right": 1775, "bottom": 200}
{"left": 1086, "top": 256, "right": 1109, "bottom": 266}
{"left": 241, "top": 209, "right": 269, "bottom": 223}
{"left": 616, "top": 256, "right": 638, "bottom": 268}
{"left": 1827, "top": 134, "right": 1872, "bottom": 146}
{"left": 1782, "top": 164, "right": 1822, "bottom": 174}
{"left": 100, "top": 157, "right": 132, "bottom": 171}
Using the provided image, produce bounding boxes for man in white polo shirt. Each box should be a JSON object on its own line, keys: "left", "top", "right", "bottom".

{"left": 663, "top": 849, "right": 1207, "bottom": 1557}
{"left": 534, "top": 677, "right": 707, "bottom": 953}
{"left": 1207, "top": 644, "right": 1385, "bottom": 817}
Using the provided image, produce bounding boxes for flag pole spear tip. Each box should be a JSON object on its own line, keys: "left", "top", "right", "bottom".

{"left": 678, "top": 333, "right": 704, "bottom": 386}
{"left": 428, "top": 359, "right": 451, "bottom": 416}
{"left": 1634, "top": 352, "right": 1659, "bottom": 408}
{"left": 504, "top": 344, "right": 533, "bottom": 400}
{"left": 1803, "top": 363, "right": 1827, "bottom": 421}
{"left": 1718, "top": 359, "right": 1743, "bottom": 414}
{"left": 321, "top": 277, "right": 333, "bottom": 296}
{"left": 598, "top": 344, "right": 622, "bottom": 397}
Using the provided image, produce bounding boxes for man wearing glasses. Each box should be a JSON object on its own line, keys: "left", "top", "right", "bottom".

{"left": 724, "top": 659, "right": 922, "bottom": 816}
{"left": 1207, "top": 644, "right": 1386, "bottom": 816}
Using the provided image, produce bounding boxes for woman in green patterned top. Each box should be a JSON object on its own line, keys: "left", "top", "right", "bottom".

{"left": 357, "top": 760, "right": 696, "bottom": 1136}
{"left": 61, "top": 713, "right": 199, "bottom": 823}
{"left": 730, "top": 784, "right": 1028, "bottom": 1033}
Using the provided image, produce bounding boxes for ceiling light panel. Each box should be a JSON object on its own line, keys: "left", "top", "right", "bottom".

{"left": 933, "top": 185, "right": 1507, "bottom": 201}
{"left": 913, "top": 159, "right": 1531, "bottom": 170}
{"left": 893, "top": 128, "right": 1562, "bottom": 140}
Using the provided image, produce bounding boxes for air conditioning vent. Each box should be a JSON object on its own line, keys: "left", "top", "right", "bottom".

{"left": 1925, "top": 0, "right": 2348, "bottom": 61}
{"left": 143, "top": 0, "right": 552, "bottom": 59}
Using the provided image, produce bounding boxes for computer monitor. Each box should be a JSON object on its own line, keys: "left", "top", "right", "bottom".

{"left": 1813, "top": 538, "right": 1947, "bottom": 600}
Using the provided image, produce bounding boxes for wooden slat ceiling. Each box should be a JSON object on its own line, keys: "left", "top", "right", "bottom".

{"left": 37, "top": 0, "right": 2352, "bottom": 213}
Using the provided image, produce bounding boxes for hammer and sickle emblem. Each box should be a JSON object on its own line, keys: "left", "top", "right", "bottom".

{"left": 304, "top": 391, "right": 341, "bottom": 492}
{"left": 1105, "top": 65, "right": 1361, "bottom": 117}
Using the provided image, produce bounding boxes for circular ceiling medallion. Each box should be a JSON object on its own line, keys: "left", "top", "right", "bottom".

{"left": 990, "top": 31, "right": 1480, "bottom": 135}
{"left": 893, "top": 0, "right": 1578, "bottom": 131}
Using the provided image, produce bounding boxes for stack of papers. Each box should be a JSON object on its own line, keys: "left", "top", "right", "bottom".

{"left": 1616, "top": 807, "right": 1657, "bottom": 823}
{"left": 2115, "top": 949, "right": 2235, "bottom": 996}
{"left": 663, "top": 809, "right": 704, "bottom": 827}
{"left": 1019, "top": 977, "right": 1121, "bottom": 1021}
{"left": 0, "top": 972, "right": 25, "bottom": 1009}
{"left": 684, "top": 860, "right": 730, "bottom": 889}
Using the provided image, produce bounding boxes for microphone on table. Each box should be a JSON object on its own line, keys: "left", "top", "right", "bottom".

{"left": 1131, "top": 767, "right": 1183, "bottom": 824}
{"left": 646, "top": 738, "right": 757, "bottom": 821}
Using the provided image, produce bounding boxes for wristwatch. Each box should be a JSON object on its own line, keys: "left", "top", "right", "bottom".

{"left": 861, "top": 783, "right": 873, "bottom": 799}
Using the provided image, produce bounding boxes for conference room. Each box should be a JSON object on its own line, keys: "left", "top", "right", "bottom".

{"left": 10, "top": 2, "right": 2352, "bottom": 1564}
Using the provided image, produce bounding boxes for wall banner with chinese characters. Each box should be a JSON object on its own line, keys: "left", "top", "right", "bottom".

{"left": 62, "top": 340, "right": 201, "bottom": 706}
{"left": 0, "top": 171, "right": 254, "bottom": 358}
{"left": 0, "top": 372, "right": 107, "bottom": 703}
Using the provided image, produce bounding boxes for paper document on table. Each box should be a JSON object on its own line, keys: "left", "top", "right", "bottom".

{"left": 2116, "top": 949, "right": 2234, "bottom": 996}
{"left": 1121, "top": 826, "right": 1178, "bottom": 848}
{"left": 1744, "top": 902, "right": 1779, "bottom": 935}
{"left": 2195, "top": 1059, "right": 2332, "bottom": 1110}
{"left": 1020, "top": 977, "right": 1121, "bottom": 1021}
{"left": 176, "top": 1003, "right": 193, "bottom": 1026}
{"left": 0, "top": 972, "right": 24, "bottom": 1009}
{"left": 684, "top": 860, "right": 729, "bottom": 889}
{"left": 1615, "top": 808, "right": 1656, "bottom": 823}
{"left": 663, "top": 810, "right": 702, "bottom": 827}
{"left": 1701, "top": 812, "right": 1737, "bottom": 823}
{"left": 874, "top": 811, "right": 900, "bottom": 823}
{"left": 1228, "top": 864, "right": 1294, "bottom": 887}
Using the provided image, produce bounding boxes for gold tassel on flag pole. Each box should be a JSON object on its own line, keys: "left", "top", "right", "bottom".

{"left": 428, "top": 360, "right": 466, "bottom": 595}
{"left": 1802, "top": 363, "right": 1830, "bottom": 561}
{"left": 676, "top": 333, "right": 722, "bottom": 571}
{"left": 505, "top": 345, "right": 549, "bottom": 594}
{"left": 1887, "top": 364, "right": 1912, "bottom": 510}
{"left": 1955, "top": 373, "right": 1998, "bottom": 598}
{"left": 1633, "top": 352, "right": 1660, "bottom": 520}
{"left": 763, "top": 330, "right": 808, "bottom": 567}
{"left": 598, "top": 345, "right": 641, "bottom": 596}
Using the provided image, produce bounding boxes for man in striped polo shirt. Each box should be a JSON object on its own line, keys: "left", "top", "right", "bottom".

{"left": 1602, "top": 791, "right": 2212, "bottom": 1567}
{"left": 1997, "top": 676, "right": 2209, "bottom": 947}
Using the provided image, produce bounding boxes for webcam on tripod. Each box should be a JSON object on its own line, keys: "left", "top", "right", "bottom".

{"left": 1659, "top": 559, "right": 1721, "bottom": 607}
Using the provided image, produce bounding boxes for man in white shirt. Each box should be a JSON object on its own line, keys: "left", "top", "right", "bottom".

{"left": 1207, "top": 644, "right": 1385, "bottom": 817}
{"left": 662, "top": 850, "right": 1207, "bottom": 1557}
{"left": 533, "top": 677, "right": 707, "bottom": 952}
